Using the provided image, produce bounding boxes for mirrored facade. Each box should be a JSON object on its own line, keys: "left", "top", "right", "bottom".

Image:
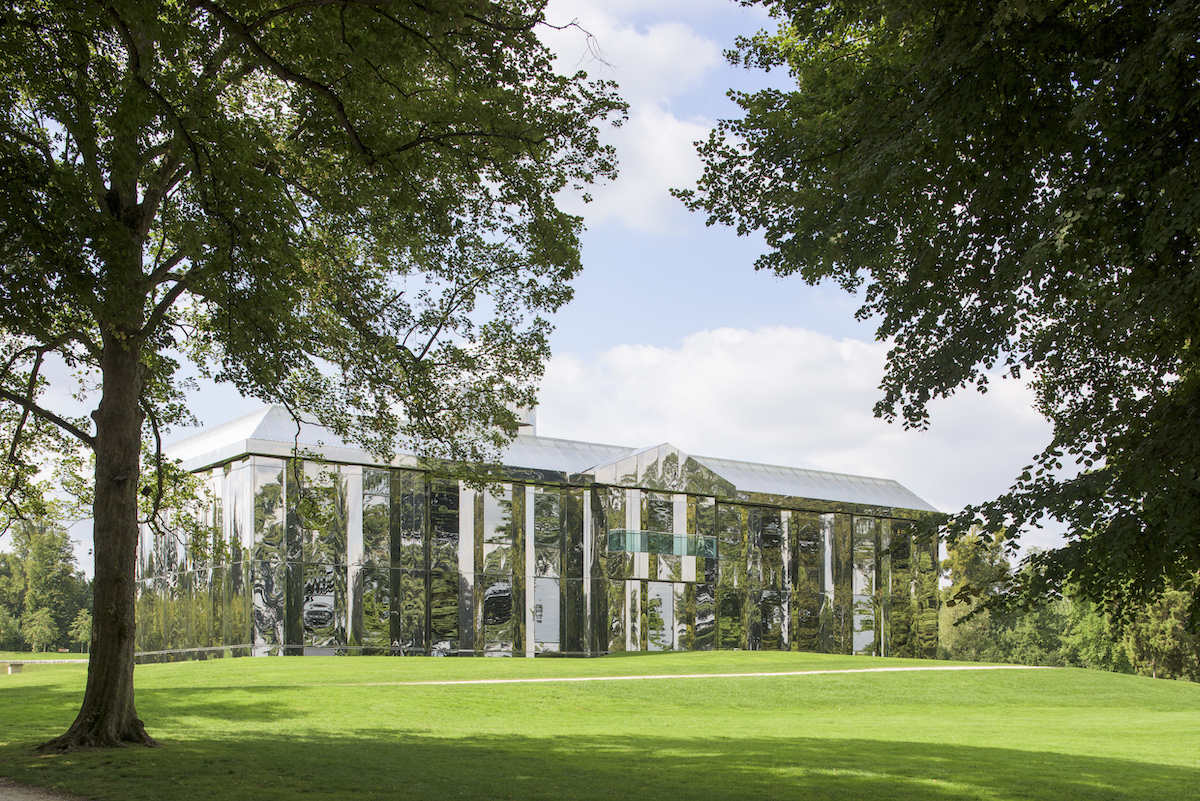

{"left": 137, "top": 406, "right": 939, "bottom": 660}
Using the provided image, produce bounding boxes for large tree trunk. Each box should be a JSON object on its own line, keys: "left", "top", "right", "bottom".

{"left": 39, "top": 335, "right": 155, "bottom": 751}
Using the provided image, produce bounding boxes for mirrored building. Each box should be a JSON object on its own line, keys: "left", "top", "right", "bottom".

{"left": 137, "top": 405, "right": 940, "bottom": 660}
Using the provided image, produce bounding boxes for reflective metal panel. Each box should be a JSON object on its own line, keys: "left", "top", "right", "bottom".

{"left": 533, "top": 489, "right": 561, "bottom": 578}
{"left": 853, "top": 594, "right": 879, "bottom": 656}
{"left": 716, "top": 587, "right": 744, "bottom": 650}
{"left": 760, "top": 509, "right": 784, "bottom": 591}
{"left": 252, "top": 560, "right": 286, "bottom": 647}
{"left": 605, "top": 579, "right": 626, "bottom": 652}
{"left": 717, "top": 504, "right": 745, "bottom": 588}
{"left": 429, "top": 478, "right": 460, "bottom": 574}
{"left": 794, "top": 512, "right": 824, "bottom": 595}
{"left": 429, "top": 570, "right": 459, "bottom": 654}
{"left": 793, "top": 591, "right": 822, "bottom": 652}
{"left": 253, "top": 460, "right": 287, "bottom": 563}
{"left": 480, "top": 573, "right": 515, "bottom": 654}
{"left": 392, "top": 470, "right": 427, "bottom": 573}
{"left": 694, "top": 583, "right": 715, "bottom": 651}
{"left": 396, "top": 568, "right": 427, "bottom": 654}
{"left": 361, "top": 471, "right": 391, "bottom": 568}
{"left": 481, "top": 484, "right": 515, "bottom": 574}
{"left": 562, "top": 577, "right": 585, "bottom": 654}
{"left": 303, "top": 563, "right": 340, "bottom": 648}
{"left": 647, "top": 581, "right": 673, "bottom": 651}
{"left": 760, "top": 589, "right": 786, "bottom": 651}
{"left": 358, "top": 569, "right": 391, "bottom": 650}
{"left": 532, "top": 576, "right": 561, "bottom": 652}
{"left": 852, "top": 517, "right": 877, "bottom": 596}
{"left": 914, "top": 528, "right": 940, "bottom": 658}
{"left": 564, "top": 488, "right": 584, "bottom": 580}
{"left": 298, "top": 462, "right": 347, "bottom": 565}
{"left": 673, "top": 582, "right": 688, "bottom": 651}
{"left": 829, "top": 514, "right": 853, "bottom": 654}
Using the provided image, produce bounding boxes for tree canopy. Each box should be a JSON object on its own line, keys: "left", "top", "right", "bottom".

{"left": 681, "top": 0, "right": 1200, "bottom": 624}
{"left": 0, "top": 0, "right": 622, "bottom": 749}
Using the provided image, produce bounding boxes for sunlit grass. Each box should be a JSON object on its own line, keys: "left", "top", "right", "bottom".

{"left": 1, "top": 651, "right": 1197, "bottom": 800}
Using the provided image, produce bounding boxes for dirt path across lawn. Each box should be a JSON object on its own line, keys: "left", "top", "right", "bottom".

{"left": 381, "top": 663, "right": 1054, "bottom": 686}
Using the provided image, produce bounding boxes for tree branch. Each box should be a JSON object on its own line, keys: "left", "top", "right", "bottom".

{"left": 0, "top": 387, "right": 95, "bottom": 448}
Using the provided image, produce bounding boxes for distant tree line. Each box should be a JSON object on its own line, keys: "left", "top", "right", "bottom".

{"left": 0, "top": 520, "right": 92, "bottom": 653}
{"left": 939, "top": 534, "right": 1198, "bottom": 682}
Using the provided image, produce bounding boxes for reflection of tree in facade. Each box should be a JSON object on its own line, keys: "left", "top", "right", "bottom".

{"left": 359, "top": 570, "right": 390, "bottom": 650}
{"left": 253, "top": 467, "right": 286, "bottom": 563}
{"left": 362, "top": 469, "right": 391, "bottom": 569}
{"left": 914, "top": 540, "right": 940, "bottom": 658}
{"left": 646, "top": 587, "right": 667, "bottom": 650}
{"left": 140, "top": 448, "right": 939, "bottom": 658}
{"left": 533, "top": 490, "right": 560, "bottom": 578}
{"left": 429, "top": 571, "right": 459, "bottom": 651}
{"left": 886, "top": 524, "right": 918, "bottom": 658}
{"left": 294, "top": 464, "right": 348, "bottom": 567}
{"left": 717, "top": 590, "right": 743, "bottom": 649}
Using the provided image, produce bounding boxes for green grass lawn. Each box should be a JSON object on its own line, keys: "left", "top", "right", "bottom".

{"left": 1, "top": 651, "right": 1197, "bottom": 800}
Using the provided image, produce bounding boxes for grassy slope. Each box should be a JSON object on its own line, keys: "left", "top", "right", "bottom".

{"left": 0, "top": 651, "right": 1196, "bottom": 801}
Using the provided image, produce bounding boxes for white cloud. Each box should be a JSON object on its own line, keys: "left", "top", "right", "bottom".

{"left": 543, "top": 2, "right": 723, "bottom": 231}
{"left": 537, "top": 326, "right": 1054, "bottom": 521}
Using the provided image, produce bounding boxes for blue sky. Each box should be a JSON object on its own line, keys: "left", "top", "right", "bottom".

{"left": 48, "top": 1, "right": 1062, "bottom": 564}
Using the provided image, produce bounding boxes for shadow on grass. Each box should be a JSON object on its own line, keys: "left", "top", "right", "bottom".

{"left": 1, "top": 725, "right": 1193, "bottom": 801}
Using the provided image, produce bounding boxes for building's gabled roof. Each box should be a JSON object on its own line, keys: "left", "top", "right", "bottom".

{"left": 166, "top": 405, "right": 939, "bottom": 513}
{"left": 691, "top": 454, "right": 937, "bottom": 512}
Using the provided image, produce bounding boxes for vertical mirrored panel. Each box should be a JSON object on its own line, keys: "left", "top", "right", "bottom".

{"left": 793, "top": 591, "right": 822, "bottom": 652}
{"left": 532, "top": 576, "right": 561, "bottom": 653}
{"left": 605, "top": 578, "right": 626, "bottom": 652}
{"left": 395, "top": 568, "right": 427, "bottom": 654}
{"left": 299, "top": 462, "right": 346, "bottom": 565}
{"left": 359, "top": 568, "right": 390, "bottom": 651}
{"left": 673, "top": 582, "right": 688, "bottom": 652}
{"left": 393, "top": 470, "right": 427, "bottom": 573}
{"left": 227, "top": 460, "right": 252, "bottom": 555}
{"left": 563, "top": 488, "right": 584, "bottom": 581}
{"left": 625, "top": 580, "right": 642, "bottom": 651}
{"left": 561, "top": 577, "right": 585, "bottom": 655}
{"left": 760, "top": 589, "right": 786, "bottom": 651}
{"left": 227, "top": 559, "right": 252, "bottom": 652}
{"left": 303, "top": 563, "right": 339, "bottom": 648}
{"left": 533, "top": 489, "right": 561, "bottom": 578}
{"left": 852, "top": 517, "right": 877, "bottom": 596}
{"left": 362, "top": 468, "right": 391, "bottom": 569}
{"left": 481, "top": 484, "right": 515, "bottom": 575}
{"left": 760, "top": 509, "right": 784, "bottom": 591}
{"left": 694, "top": 583, "right": 715, "bottom": 651}
{"left": 885, "top": 522, "right": 916, "bottom": 657}
{"left": 210, "top": 564, "right": 226, "bottom": 647}
{"left": 429, "top": 570, "right": 459, "bottom": 654}
{"left": 913, "top": 526, "right": 940, "bottom": 658}
{"left": 716, "top": 587, "right": 744, "bottom": 650}
{"left": 828, "top": 514, "right": 853, "bottom": 654}
{"left": 429, "top": 478, "right": 459, "bottom": 574}
{"left": 717, "top": 504, "right": 745, "bottom": 588}
{"left": 646, "top": 580, "right": 674, "bottom": 651}
{"left": 745, "top": 508, "right": 762, "bottom": 592}
{"left": 794, "top": 512, "right": 824, "bottom": 595}
{"left": 853, "top": 594, "right": 879, "bottom": 656}
{"left": 252, "top": 559, "right": 286, "bottom": 648}
{"left": 480, "top": 573, "right": 514, "bottom": 654}
{"left": 253, "top": 459, "right": 287, "bottom": 563}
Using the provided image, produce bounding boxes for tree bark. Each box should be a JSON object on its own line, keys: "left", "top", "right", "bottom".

{"left": 39, "top": 334, "right": 155, "bottom": 751}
